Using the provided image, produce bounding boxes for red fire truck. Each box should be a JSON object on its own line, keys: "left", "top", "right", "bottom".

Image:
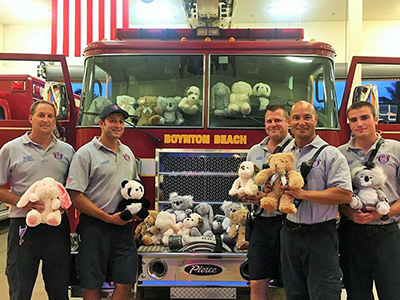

{"left": 1, "top": 34, "right": 400, "bottom": 299}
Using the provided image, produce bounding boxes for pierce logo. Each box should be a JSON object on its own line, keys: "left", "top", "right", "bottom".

{"left": 184, "top": 264, "right": 223, "bottom": 276}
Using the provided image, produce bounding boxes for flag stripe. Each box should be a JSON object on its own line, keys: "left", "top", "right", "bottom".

{"left": 75, "top": 0, "right": 81, "bottom": 57}
{"left": 63, "top": 0, "right": 69, "bottom": 56}
{"left": 98, "top": 0, "right": 105, "bottom": 40}
{"left": 110, "top": 0, "right": 116, "bottom": 40}
{"left": 51, "top": 0, "right": 57, "bottom": 54}
{"left": 123, "top": 0, "right": 129, "bottom": 28}
{"left": 87, "top": 0, "right": 93, "bottom": 45}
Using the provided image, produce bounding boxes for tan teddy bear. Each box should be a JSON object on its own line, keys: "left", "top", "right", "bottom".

{"left": 228, "top": 208, "right": 249, "bottom": 250}
{"left": 254, "top": 153, "right": 304, "bottom": 214}
{"left": 135, "top": 210, "right": 159, "bottom": 246}
{"left": 135, "top": 96, "right": 162, "bottom": 126}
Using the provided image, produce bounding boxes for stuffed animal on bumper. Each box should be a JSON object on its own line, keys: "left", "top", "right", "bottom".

{"left": 166, "top": 192, "right": 194, "bottom": 222}
{"left": 117, "top": 180, "right": 151, "bottom": 220}
{"left": 228, "top": 81, "right": 252, "bottom": 115}
{"left": 252, "top": 82, "right": 271, "bottom": 111}
{"left": 151, "top": 211, "right": 180, "bottom": 246}
{"left": 229, "top": 161, "right": 259, "bottom": 197}
{"left": 135, "top": 210, "right": 159, "bottom": 245}
{"left": 179, "top": 86, "right": 202, "bottom": 115}
{"left": 177, "top": 213, "right": 203, "bottom": 237}
{"left": 350, "top": 166, "right": 390, "bottom": 215}
{"left": 211, "top": 82, "right": 230, "bottom": 116}
{"left": 228, "top": 208, "right": 249, "bottom": 250}
{"left": 16, "top": 177, "right": 71, "bottom": 227}
{"left": 158, "top": 96, "right": 184, "bottom": 125}
{"left": 193, "top": 203, "right": 214, "bottom": 237}
{"left": 254, "top": 153, "right": 304, "bottom": 214}
{"left": 212, "top": 201, "right": 245, "bottom": 233}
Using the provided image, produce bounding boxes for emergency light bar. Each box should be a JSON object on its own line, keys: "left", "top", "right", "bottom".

{"left": 11, "top": 81, "right": 26, "bottom": 92}
{"left": 115, "top": 28, "right": 304, "bottom": 41}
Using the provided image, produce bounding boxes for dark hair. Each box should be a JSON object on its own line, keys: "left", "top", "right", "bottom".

{"left": 347, "top": 101, "right": 376, "bottom": 118}
{"left": 265, "top": 104, "right": 288, "bottom": 118}
{"left": 30, "top": 100, "right": 56, "bottom": 116}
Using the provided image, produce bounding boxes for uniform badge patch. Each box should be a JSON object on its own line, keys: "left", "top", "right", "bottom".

{"left": 312, "top": 158, "right": 321, "bottom": 168}
{"left": 53, "top": 152, "right": 64, "bottom": 160}
{"left": 66, "top": 177, "right": 73, "bottom": 184}
{"left": 123, "top": 153, "right": 131, "bottom": 162}
{"left": 377, "top": 154, "right": 390, "bottom": 164}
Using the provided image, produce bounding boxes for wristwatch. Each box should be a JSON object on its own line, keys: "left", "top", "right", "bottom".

{"left": 381, "top": 214, "right": 389, "bottom": 221}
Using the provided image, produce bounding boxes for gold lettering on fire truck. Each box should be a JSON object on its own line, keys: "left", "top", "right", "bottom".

{"left": 214, "top": 135, "right": 247, "bottom": 145}
{"left": 164, "top": 134, "right": 210, "bottom": 144}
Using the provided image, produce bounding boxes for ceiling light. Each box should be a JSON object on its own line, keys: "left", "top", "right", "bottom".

{"left": 269, "top": 0, "right": 306, "bottom": 16}
{"left": 286, "top": 57, "right": 313, "bottom": 63}
{"left": 135, "top": 0, "right": 175, "bottom": 23}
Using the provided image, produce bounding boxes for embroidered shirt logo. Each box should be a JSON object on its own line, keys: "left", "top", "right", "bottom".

{"left": 123, "top": 153, "right": 131, "bottom": 162}
{"left": 23, "top": 155, "right": 34, "bottom": 162}
{"left": 66, "top": 177, "right": 73, "bottom": 184}
{"left": 377, "top": 154, "right": 390, "bottom": 164}
{"left": 312, "top": 158, "right": 321, "bottom": 168}
{"left": 53, "top": 152, "right": 64, "bottom": 160}
{"left": 100, "top": 159, "right": 110, "bottom": 165}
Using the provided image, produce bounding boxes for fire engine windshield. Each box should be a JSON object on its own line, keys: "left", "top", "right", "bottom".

{"left": 78, "top": 54, "right": 338, "bottom": 129}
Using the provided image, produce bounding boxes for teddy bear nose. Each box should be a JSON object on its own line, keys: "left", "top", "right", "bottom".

{"left": 364, "top": 176, "right": 370, "bottom": 182}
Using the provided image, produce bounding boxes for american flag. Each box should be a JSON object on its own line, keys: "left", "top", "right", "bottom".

{"left": 51, "top": 0, "right": 129, "bottom": 57}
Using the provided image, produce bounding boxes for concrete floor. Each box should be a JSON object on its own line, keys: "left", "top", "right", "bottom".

{"left": 0, "top": 219, "right": 377, "bottom": 300}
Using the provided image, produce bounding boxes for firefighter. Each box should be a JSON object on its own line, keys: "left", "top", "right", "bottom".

{"left": 66, "top": 104, "right": 140, "bottom": 300}
{"left": 281, "top": 101, "right": 352, "bottom": 300}
{"left": 0, "top": 100, "right": 74, "bottom": 300}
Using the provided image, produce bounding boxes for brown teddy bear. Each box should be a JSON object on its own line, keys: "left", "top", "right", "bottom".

{"left": 135, "top": 210, "right": 159, "bottom": 245}
{"left": 254, "top": 153, "right": 304, "bottom": 214}
{"left": 135, "top": 96, "right": 162, "bottom": 126}
{"left": 228, "top": 208, "right": 249, "bottom": 250}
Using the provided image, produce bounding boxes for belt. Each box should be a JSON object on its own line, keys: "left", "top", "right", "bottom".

{"left": 348, "top": 221, "right": 399, "bottom": 235}
{"left": 284, "top": 218, "right": 336, "bottom": 234}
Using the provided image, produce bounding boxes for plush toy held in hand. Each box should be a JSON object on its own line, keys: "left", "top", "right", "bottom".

{"left": 179, "top": 86, "right": 202, "bottom": 115}
{"left": 211, "top": 82, "right": 230, "bottom": 116}
{"left": 228, "top": 208, "right": 249, "bottom": 250}
{"left": 254, "top": 153, "right": 304, "bottom": 214}
{"left": 229, "top": 161, "right": 259, "bottom": 197}
{"left": 117, "top": 180, "right": 151, "bottom": 220}
{"left": 228, "top": 81, "right": 252, "bottom": 115}
{"left": 252, "top": 82, "right": 271, "bottom": 111}
{"left": 135, "top": 210, "right": 159, "bottom": 246}
{"left": 16, "top": 177, "right": 71, "bottom": 227}
{"left": 351, "top": 166, "right": 390, "bottom": 215}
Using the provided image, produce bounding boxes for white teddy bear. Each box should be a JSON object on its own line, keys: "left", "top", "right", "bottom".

{"left": 151, "top": 211, "right": 180, "bottom": 246}
{"left": 116, "top": 95, "right": 136, "bottom": 119}
{"left": 177, "top": 213, "right": 203, "bottom": 237}
{"left": 211, "top": 82, "right": 231, "bottom": 116}
{"left": 252, "top": 82, "right": 271, "bottom": 111}
{"left": 229, "top": 161, "right": 259, "bottom": 197}
{"left": 16, "top": 177, "right": 71, "bottom": 227}
{"left": 351, "top": 166, "right": 390, "bottom": 215}
{"left": 228, "top": 81, "right": 252, "bottom": 115}
{"left": 179, "top": 86, "right": 202, "bottom": 115}
{"left": 87, "top": 96, "right": 112, "bottom": 124}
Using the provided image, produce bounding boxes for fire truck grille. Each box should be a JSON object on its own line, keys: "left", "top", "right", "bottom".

{"left": 170, "top": 287, "right": 236, "bottom": 299}
{"left": 161, "top": 156, "right": 245, "bottom": 173}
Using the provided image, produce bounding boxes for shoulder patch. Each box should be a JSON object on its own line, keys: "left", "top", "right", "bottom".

{"left": 377, "top": 154, "right": 390, "bottom": 164}
{"left": 123, "top": 153, "right": 131, "bottom": 162}
{"left": 53, "top": 151, "right": 64, "bottom": 160}
{"left": 312, "top": 158, "right": 321, "bottom": 168}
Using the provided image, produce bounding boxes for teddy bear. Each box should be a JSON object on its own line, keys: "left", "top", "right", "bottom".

{"left": 157, "top": 96, "right": 184, "bottom": 125}
{"left": 177, "top": 212, "right": 203, "bottom": 237}
{"left": 228, "top": 208, "right": 249, "bottom": 250}
{"left": 254, "top": 153, "right": 304, "bottom": 214}
{"left": 193, "top": 203, "right": 214, "bottom": 237}
{"left": 179, "top": 86, "right": 202, "bottom": 115}
{"left": 166, "top": 192, "right": 194, "bottom": 222}
{"left": 151, "top": 211, "right": 180, "bottom": 246}
{"left": 228, "top": 81, "right": 252, "bottom": 115}
{"left": 212, "top": 201, "right": 245, "bottom": 233}
{"left": 116, "top": 180, "right": 151, "bottom": 220}
{"left": 135, "top": 210, "right": 159, "bottom": 246}
{"left": 211, "top": 82, "right": 230, "bottom": 116}
{"left": 350, "top": 166, "right": 390, "bottom": 215}
{"left": 252, "top": 82, "right": 271, "bottom": 111}
{"left": 86, "top": 96, "right": 112, "bottom": 125}
{"left": 135, "top": 96, "right": 162, "bottom": 126}
{"left": 229, "top": 161, "right": 259, "bottom": 197}
{"left": 16, "top": 177, "right": 71, "bottom": 227}
{"left": 116, "top": 95, "right": 136, "bottom": 119}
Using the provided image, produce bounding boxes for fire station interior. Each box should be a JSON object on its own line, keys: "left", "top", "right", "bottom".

{"left": 1, "top": 0, "right": 400, "bottom": 299}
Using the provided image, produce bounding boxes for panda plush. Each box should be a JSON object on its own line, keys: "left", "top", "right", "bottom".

{"left": 117, "top": 180, "right": 151, "bottom": 220}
